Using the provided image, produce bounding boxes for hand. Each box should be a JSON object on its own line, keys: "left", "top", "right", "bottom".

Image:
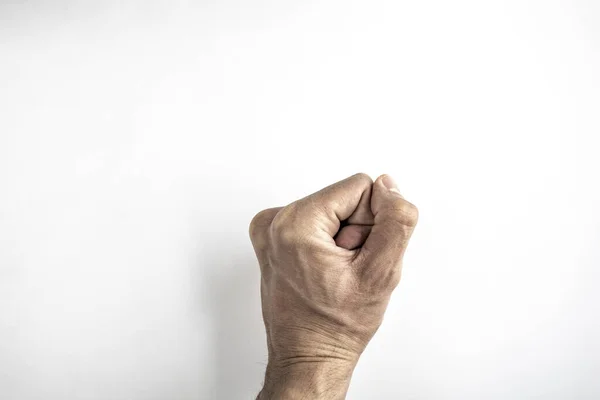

{"left": 249, "top": 173, "right": 418, "bottom": 399}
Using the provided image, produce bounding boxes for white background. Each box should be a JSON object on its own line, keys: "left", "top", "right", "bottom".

{"left": 1, "top": 1, "right": 599, "bottom": 399}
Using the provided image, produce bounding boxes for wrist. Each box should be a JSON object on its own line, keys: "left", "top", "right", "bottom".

{"left": 257, "top": 358, "right": 357, "bottom": 400}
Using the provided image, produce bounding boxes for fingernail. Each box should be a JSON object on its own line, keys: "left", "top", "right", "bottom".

{"left": 381, "top": 174, "right": 403, "bottom": 197}
{"left": 382, "top": 174, "right": 397, "bottom": 189}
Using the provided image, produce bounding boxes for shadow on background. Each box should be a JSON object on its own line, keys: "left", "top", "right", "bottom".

{"left": 199, "top": 233, "right": 267, "bottom": 399}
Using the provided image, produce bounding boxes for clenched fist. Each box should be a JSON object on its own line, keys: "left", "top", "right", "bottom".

{"left": 249, "top": 173, "right": 418, "bottom": 399}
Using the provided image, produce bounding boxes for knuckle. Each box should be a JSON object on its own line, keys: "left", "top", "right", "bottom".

{"left": 249, "top": 209, "right": 268, "bottom": 239}
{"left": 248, "top": 216, "right": 259, "bottom": 240}
{"left": 355, "top": 172, "right": 373, "bottom": 183}
{"left": 353, "top": 172, "right": 373, "bottom": 185}
{"left": 272, "top": 221, "right": 295, "bottom": 244}
{"left": 387, "top": 199, "right": 419, "bottom": 227}
{"left": 389, "top": 268, "right": 402, "bottom": 289}
{"left": 270, "top": 204, "right": 302, "bottom": 246}
{"left": 249, "top": 207, "right": 281, "bottom": 243}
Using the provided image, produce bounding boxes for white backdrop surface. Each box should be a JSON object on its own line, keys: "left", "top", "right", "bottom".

{"left": 1, "top": 1, "right": 599, "bottom": 399}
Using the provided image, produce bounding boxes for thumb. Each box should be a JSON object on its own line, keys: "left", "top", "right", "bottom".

{"left": 358, "top": 174, "right": 419, "bottom": 268}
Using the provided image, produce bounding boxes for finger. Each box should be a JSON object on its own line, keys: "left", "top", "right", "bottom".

{"left": 298, "top": 172, "right": 373, "bottom": 237}
{"left": 358, "top": 174, "right": 418, "bottom": 268}
{"left": 347, "top": 179, "right": 374, "bottom": 226}
{"left": 334, "top": 224, "right": 372, "bottom": 250}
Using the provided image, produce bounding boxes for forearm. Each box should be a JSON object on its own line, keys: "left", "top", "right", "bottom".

{"left": 257, "top": 360, "right": 357, "bottom": 400}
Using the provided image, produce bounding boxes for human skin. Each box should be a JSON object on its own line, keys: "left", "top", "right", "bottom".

{"left": 249, "top": 173, "right": 419, "bottom": 399}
